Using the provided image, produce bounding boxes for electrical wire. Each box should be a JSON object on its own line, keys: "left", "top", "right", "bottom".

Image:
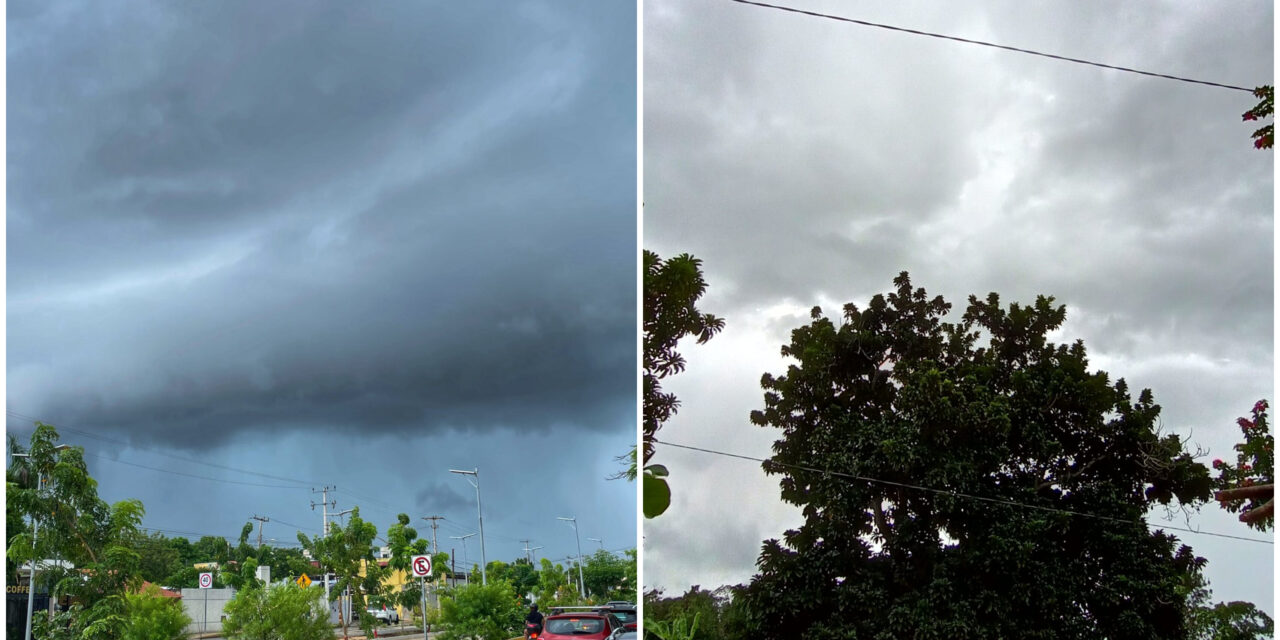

{"left": 653, "top": 439, "right": 1273, "bottom": 545}
{"left": 82, "top": 451, "right": 311, "bottom": 489}
{"left": 7, "top": 410, "right": 316, "bottom": 487}
{"left": 727, "top": 0, "right": 1256, "bottom": 93}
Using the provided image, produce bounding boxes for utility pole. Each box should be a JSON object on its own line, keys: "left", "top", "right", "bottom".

{"left": 311, "top": 486, "right": 336, "bottom": 609}
{"left": 251, "top": 515, "right": 270, "bottom": 549}
{"left": 521, "top": 540, "right": 532, "bottom": 564}
{"left": 422, "top": 516, "right": 444, "bottom": 612}
{"left": 421, "top": 516, "right": 443, "bottom": 556}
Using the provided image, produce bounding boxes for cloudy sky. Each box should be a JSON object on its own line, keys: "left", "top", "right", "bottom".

{"left": 644, "top": 0, "right": 1273, "bottom": 613}
{"left": 8, "top": 0, "right": 637, "bottom": 569}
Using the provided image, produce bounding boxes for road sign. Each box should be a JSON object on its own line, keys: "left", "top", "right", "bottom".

{"left": 297, "top": 573, "right": 312, "bottom": 588}
{"left": 412, "top": 555, "right": 432, "bottom": 577}
{"left": 199, "top": 572, "right": 213, "bottom": 589}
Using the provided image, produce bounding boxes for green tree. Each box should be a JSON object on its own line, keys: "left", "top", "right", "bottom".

{"left": 300, "top": 507, "right": 380, "bottom": 637}
{"left": 7, "top": 423, "right": 147, "bottom": 639}
{"left": 581, "top": 549, "right": 633, "bottom": 601}
{"left": 534, "top": 558, "right": 576, "bottom": 606}
{"left": 643, "top": 250, "right": 724, "bottom": 517}
{"left": 122, "top": 583, "right": 191, "bottom": 640}
{"left": 1211, "top": 400, "right": 1274, "bottom": 531}
{"left": 133, "top": 531, "right": 181, "bottom": 584}
{"left": 223, "top": 583, "right": 335, "bottom": 640}
{"left": 1183, "top": 557, "right": 1273, "bottom": 640}
{"left": 191, "top": 535, "right": 232, "bottom": 566}
{"left": 742, "top": 274, "right": 1213, "bottom": 639}
{"left": 385, "top": 513, "right": 439, "bottom": 623}
{"left": 437, "top": 579, "right": 523, "bottom": 640}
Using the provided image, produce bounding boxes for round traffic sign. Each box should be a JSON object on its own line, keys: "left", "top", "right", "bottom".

{"left": 411, "top": 555, "right": 432, "bottom": 577}
{"left": 199, "top": 572, "right": 213, "bottom": 589}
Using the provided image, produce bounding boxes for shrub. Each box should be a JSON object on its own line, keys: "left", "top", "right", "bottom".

{"left": 223, "top": 583, "right": 334, "bottom": 640}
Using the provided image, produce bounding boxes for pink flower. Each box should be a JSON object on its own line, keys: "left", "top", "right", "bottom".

{"left": 1244, "top": 112, "right": 1259, "bottom": 121}
{"left": 1213, "top": 459, "right": 1223, "bottom": 469}
{"left": 1241, "top": 464, "right": 1252, "bottom": 472}
{"left": 1254, "top": 400, "right": 1268, "bottom": 414}
{"left": 1238, "top": 418, "right": 1254, "bottom": 430}
{"left": 1256, "top": 138, "right": 1266, "bottom": 149}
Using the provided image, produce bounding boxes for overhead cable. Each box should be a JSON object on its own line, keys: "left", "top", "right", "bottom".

{"left": 728, "top": 0, "right": 1255, "bottom": 93}
{"left": 654, "top": 439, "right": 1273, "bottom": 545}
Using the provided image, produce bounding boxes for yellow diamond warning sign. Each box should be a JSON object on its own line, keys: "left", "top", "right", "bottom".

{"left": 296, "top": 573, "right": 312, "bottom": 588}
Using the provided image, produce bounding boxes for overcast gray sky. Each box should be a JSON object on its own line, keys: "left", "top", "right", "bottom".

{"left": 7, "top": 0, "right": 637, "bottom": 569}
{"left": 644, "top": 0, "right": 1273, "bottom": 614}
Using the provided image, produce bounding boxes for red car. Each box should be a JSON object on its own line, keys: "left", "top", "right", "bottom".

{"left": 540, "top": 610, "right": 625, "bottom": 640}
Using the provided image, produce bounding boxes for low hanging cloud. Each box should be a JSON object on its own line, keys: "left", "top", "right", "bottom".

{"left": 8, "top": 0, "right": 637, "bottom": 451}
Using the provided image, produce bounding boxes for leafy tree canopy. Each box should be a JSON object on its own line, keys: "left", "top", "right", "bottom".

{"left": 643, "top": 250, "right": 724, "bottom": 517}
{"left": 7, "top": 423, "right": 146, "bottom": 639}
{"left": 299, "top": 508, "right": 379, "bottom": 637}
{"left": 438, "top": 580, "right": 523, "bottom": 640}
{"left": 742, "top": 273, "right": 1214, "bottom": 639}
{"left": 223, "top": 583, "right": 334, "bottom": 640}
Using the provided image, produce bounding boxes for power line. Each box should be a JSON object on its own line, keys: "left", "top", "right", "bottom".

{"left": 727, "top": 0, "right": 1255, "bottom": 93}
{"left": 6, "top": 411, "right": 316, "bottom": 487}
{"left": 654, "top": 439, "right": 1273, "bottom": 545}
{"left": 82, "top": 452, "right": 311, "bottom": 489}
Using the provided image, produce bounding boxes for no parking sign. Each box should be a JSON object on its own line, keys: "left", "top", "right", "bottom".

{"left": 411, "top": 555, "right": 432, "bottom": 577}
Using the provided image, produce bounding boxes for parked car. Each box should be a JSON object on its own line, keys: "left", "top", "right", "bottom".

{"left": 541, "top": 610, "right": 624, "bottom": 640}
{"left": 361, "top": 606, "right": 399, "bottom": 624}
{"left": 598, "top": 603, "right": 637, "bottom": 631}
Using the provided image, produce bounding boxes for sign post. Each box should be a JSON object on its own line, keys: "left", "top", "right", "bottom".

{"left": 199, "top": 572, "right": 213, "bottom": 635}
{"left": 411, "top": 555, "right": 432, "bottom": 631}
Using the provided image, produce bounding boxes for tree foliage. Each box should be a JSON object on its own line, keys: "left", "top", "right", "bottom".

{"left": 645, "top": 585, "right": 750, "bottom": 640}
{"left": 223, "top": 583, "right": 334, "bottom": 640}
{"left": 1242, "top": 86, "right": 1273, "bottom": 150}
{"left": 437, "top": 579, "right": 523, "bottom": 640}
{"left": 122, "top": 584, "right": 191, "bottom": 640}
{"left": 7, "top": 423, "right": 147, "bottom": 639}
{"left": 643, "top": 250, "right": 724, "bottom": 517}
{"left": 299, "top": 508, "right": 380, "bottom": 637}
{"left": 581, "top": 549, "right": 634, "bottom": 602}
{"left": 1211, "top": 400, "right": 1274, "bottom": 532}
{"left": 742, "top": 274, "right": 1214, "bottom": 639}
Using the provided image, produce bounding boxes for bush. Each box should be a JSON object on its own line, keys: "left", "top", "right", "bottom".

{"left": 438, "top": 580, "right": 523, "bottom": 640}
{"left": 223, "top": 583, "right": 334, "bottom": 640}
{"left": 123, "top": 584, "right": 191, "bottom": 640}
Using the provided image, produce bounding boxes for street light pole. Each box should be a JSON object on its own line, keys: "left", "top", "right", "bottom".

{"left": 558, "top": 517, "right": 586, "bottom": 599}
{"left": 449, "top": 469, "right": 487, "bottom": 585}
{"left": 587, "top": 537, "right": 603, "bottom": 552}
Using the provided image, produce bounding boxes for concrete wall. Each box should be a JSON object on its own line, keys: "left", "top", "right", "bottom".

{"left": 181, "top": 587, "right": 235, "bottom": 635}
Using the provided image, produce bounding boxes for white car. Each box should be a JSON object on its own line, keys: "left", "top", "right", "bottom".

{"left": 364, "top": 606, "right": 399, "bottom": 624}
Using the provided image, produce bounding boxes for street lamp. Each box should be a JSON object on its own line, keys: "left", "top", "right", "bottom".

{"left": 587, "top": 537, "right": 604, "bottom": 552}
{"left": 13, "top": 444, "right": 71, "bottom": 640}
{"left": 558, "top": 517, "right": 586, "bottom": 598}
{"left": 449, "top": 467, "right": 487, "bottom": 585}
{"left": 449, "top": 534, "right": 477, "bottom": 585}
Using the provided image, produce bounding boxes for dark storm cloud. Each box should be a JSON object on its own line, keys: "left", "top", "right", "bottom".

{"left": 414, "top": 482, "right": 473, "bottom": 515}
{"left": 8, "top": 0, "right": 636, "bottom": 450}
